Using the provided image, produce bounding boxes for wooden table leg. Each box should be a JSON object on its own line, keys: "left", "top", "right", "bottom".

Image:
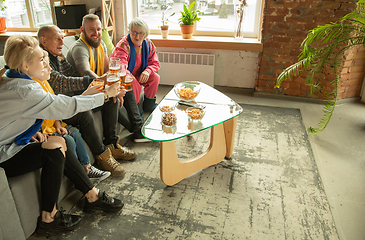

{"left": 223, "top": 117, "right": 237, "bottom": 159}
{"left": 160, "top": 122, "right": 227, "bottom": 186}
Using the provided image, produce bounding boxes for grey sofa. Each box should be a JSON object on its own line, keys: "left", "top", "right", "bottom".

{"left": 0, "top": 36, "right": 123, "bottom": 240}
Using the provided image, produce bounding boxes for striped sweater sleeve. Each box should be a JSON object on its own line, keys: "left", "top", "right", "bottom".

{"left": 48, "top": 58, "right": 93, "bottom": 95}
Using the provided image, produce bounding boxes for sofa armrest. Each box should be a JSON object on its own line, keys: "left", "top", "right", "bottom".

{"left": 0, "top": 167, "right": 26, "bottom": 240}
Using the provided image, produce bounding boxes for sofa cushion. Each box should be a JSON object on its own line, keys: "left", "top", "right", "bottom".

{"left": 0, "top": 168, "right": 26, "bottom": 240}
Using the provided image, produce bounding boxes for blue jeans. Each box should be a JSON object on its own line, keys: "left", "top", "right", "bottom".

{"left": 52, "top": 125, "right": 90, "bottom": 166}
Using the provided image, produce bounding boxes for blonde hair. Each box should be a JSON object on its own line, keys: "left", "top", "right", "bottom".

{"left": 0, "top": 35, "right": 40, "bottom": 84}
{"left": 128, "top": 18, "right": 149, "bottom": 38}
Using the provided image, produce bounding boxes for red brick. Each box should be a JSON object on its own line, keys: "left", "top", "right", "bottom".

{"left": 352, "top": 58, "right": 365, "bottom": 66}
{"left": 288, "top": 82, "right": 301, "bottom": 90}
{"left": 283, "top": 2, "right": 311, "bottom": 8}
{"left": 349, "top": 66, "right": 364, "bottom": 73}
{"left": 322, "top": 2, "right": 341, "bottom": 9}
{"left": 345, "top": 90, "right": 360, "bottom": 98}
{"left": 347, "top": 78, "right": 364, "bottom": 86}
{"left": 291, "top": 36, "right": 305, "bottom": 44}
{"left": 293, "top": 77, "right": 306, "bottom": 84}
{"left": 318, "top": 10, "right": 335, "bottom": 17}
{"left": 275, "top": 8, "right": 289, "bottom": 16}
{"left": 277, "top": 48, "right": 291, "bottom": 55}
{"left": 335, "top": 10, "right": 353, "bottom": 18}
{"left": 261, "top": 61, "right": 283, "bottom": 68}
{"left": 341, "top": 67, "right": 349, "bottom": 74}
{"left": 258, "top": 74, "right": 277, "bottom": 81}
{"left": 349, "top": 72, "right": 364, "bottom": 79}
{"left": 289, "top": 8, "right": 302, "bottom": 16}
{"left": 265, "top": 16, "right": 285, "bottom": 23}
{"left": 260, "top": 67, "right": 270, "bottom": 73}
{"left": 264, "top": 42, "right": 282, "bottom": 49}
{"left": 289, "top": 50, "right": 301, "bottom": 57}
{"left": 286, "top": 16, "right": 314, "bottom": 24}
{"left": 340, "top": 73, "right": 350, "bottom": 81}
{"left": 266, "top": 80, "right": 277, "bottom": 88}
{"left": 271, "top": 55, "right": 296, "bottom": 63}
{"left": 353, "top": 51, "right": 365, "bottom": 59}
{"left": 262, "top": 48, "right": 277, "bottom": 55}
{"left": 274, "top": 22, "right": 291, "bottom": 30}
{"left": 257, "top": 80, "right": 267, "bottom": 87}
{"left": 267, "top": 0, "right": 284, "bottom": 8}
{"left": 343, "top": 61, "right": 354, "bottom": 67}
{"left": 272, "top": 36, "right": 291, "bottom": 43}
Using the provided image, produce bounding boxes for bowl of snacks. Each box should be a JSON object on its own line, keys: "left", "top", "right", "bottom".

{"left": 186, "top": 107, "right": 205, "bottom": 121}
{"left": 174, "top": 81, "right": 201, "bottom": 101}
{"left": 161, "top": 112, "right": 177, "bottom": 126}
{"left": 159, "top": 104, "right": 175, "bottom": 113}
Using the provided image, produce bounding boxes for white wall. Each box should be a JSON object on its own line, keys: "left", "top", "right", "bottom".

{"left": 157, "top": 47, "right": 259, "bottom": 88}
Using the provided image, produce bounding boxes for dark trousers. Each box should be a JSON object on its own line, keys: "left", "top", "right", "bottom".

{"left": 0, "top": 143, "right": 93, "bottom": 213}
{"left": 63, "top": 98, "right": 119, "bottom": 155}
{"left": 118, "top": 90, "right": 144, "bottom": 134}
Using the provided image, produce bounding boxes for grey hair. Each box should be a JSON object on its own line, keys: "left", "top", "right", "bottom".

{"left": 128, "top": 18, "right": 149, "bottom": 38}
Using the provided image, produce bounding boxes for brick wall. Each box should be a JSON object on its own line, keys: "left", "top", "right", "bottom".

{"left": 256, "top": 0, "right": 361, "bottom": 100}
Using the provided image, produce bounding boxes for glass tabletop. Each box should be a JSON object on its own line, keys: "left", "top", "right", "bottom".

{"left": 141, "top": 82, "right": 243, "bottom": 142}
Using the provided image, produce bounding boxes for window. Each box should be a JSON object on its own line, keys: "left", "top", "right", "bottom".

{"left": 4, "top": 0, "right": 52, "bottom": 31}
{"left": 136, "top": 0, "right": 262, "bottom": 38}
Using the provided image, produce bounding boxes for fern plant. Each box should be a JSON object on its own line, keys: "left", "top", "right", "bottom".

{"left": 276, "top": 0, "right": 365, "bottom": 134}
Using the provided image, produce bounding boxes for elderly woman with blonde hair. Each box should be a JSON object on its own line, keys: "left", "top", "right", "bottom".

{"left": 0, "top": 35, "right": 124, "bottom": 236}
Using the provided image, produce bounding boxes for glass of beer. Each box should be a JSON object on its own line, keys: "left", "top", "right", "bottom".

{"left": 123, "top": 74, "right": 133, "bottom": 92}
{"left": 109, "top": 57, "right": 120, "bottom": 74}
{"left": 107, "top": 72, "right": 120, "bottom": 86}
{"left": 119, "top": 64, "right": 127, "bottom": 84}
{"left": 91, "top": 79, "right": 104, "bottom": 92}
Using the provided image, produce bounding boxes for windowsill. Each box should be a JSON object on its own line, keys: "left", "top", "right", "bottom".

{"left": 148, "top": 34, "right": 263, "bottom": 52}
{"left": 0, "top": 31, "right": 38, "bottom": 41}
{"left": 0, "top": 32, "right": 263, "bottom": 52}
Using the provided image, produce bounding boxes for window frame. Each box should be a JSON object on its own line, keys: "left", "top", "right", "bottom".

{"left": 133, "top": 0, "right": 263, "bottom": 39}
{"left": 4, "top": 0, "right": 52, "bottom": 32}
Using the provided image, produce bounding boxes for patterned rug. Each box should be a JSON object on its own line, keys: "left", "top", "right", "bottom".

{"left": 52, "top": 104, "right": 338, "bottom": 240}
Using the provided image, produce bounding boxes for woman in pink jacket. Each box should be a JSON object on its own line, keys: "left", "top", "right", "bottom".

{"left": 110, "top": 18, "right": 160, "bottom": 113}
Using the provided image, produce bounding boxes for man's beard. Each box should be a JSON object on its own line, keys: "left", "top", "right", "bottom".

{"left": 84, "top": 33, "right": 101, "bottom": 48}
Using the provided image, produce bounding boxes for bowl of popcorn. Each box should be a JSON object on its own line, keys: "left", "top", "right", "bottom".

{"left": 159, "top": 104, "right": 175, "bottom": 113}
{"left": 186, "top": 107, "right": 205, "bottom": 120}
{"left": 161, "top": 112, "right": 177, "bottom": 126}
{"left": 174, "top": 81, "right": 201, "bottom": 101}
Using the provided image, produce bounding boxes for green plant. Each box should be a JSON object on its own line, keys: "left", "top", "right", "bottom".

{"left": 178, "top": 1, "right": 201, "bottom": 25}
{"left": 276, "top": 0, "right": 365, "bottom": 134}
{"left": 0, "top": 0, "right": 6, "bottom": 12}
{"left": 161, "top": 7, "right": 175, "bottom": 27}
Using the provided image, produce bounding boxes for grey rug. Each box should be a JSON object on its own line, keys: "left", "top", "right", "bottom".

{"left": 52, "top": 104, "right": 338, "bottom": 240}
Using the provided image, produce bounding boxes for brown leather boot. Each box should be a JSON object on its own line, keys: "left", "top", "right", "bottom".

{"left": 106, "top": 137, "right": 138, "bottom": 161}
{"left": 95, "top": 148, "right": 126, "bottom": 177}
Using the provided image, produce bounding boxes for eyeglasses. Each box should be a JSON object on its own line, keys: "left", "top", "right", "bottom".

{"left": 131, "top": 31, "right": 145, "bottom": 37}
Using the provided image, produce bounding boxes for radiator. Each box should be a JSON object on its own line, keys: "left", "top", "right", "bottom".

{"left": 157, "top": 52, "right": 215, "bottom": 86}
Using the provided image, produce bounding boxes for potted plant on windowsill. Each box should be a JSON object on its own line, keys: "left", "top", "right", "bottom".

{"left": 178, "top": 1, "right": 200, "bottom": 39}
{"left": 159, "top": 6, "right": 175, "bottom": 39}
{"left": 0, "top": 0, "right": 6, "bottom": 33}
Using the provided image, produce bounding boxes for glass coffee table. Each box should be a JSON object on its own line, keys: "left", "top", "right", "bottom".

{"left": 142, "top": 82, "right": 243, "bottom": 186}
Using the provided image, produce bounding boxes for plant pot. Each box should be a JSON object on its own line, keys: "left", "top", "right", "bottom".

{"left": 180, "top": 24, "right": 194, "bottom": 39}
{"left": 0, "top": 17, "right": 6, "bottom": 33}
{"left": 161, "top": 26, "right": 169, "bottom": 39}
